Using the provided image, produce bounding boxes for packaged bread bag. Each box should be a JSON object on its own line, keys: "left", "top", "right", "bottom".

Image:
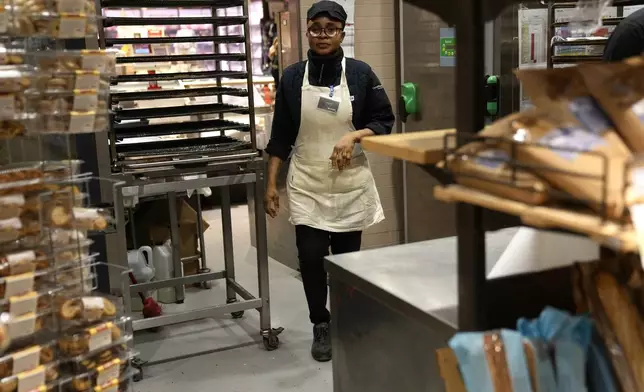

{"left": 443, "top": 140, "right": 551, "bottom": 205}
{"left": 480, "top": 110, "right": 631, "bottom": 219}
{"left": 578, "top": 56, "right": 644, "bottom": 152}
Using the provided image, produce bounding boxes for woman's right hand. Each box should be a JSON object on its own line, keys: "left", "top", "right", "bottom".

{"left": 264, "top": 185, "right": 280, "bottom": 218}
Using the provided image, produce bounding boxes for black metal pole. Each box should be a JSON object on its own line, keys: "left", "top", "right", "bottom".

{"left": 456, "top": 0, "right": 487, "bottom": 331}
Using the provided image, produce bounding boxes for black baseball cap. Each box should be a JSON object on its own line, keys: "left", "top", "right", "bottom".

{"left": 307, "top": 1, "right": 347, "bottom": 25}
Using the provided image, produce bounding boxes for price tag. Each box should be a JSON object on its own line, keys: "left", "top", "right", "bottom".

{"left": 5, "top": 273, "right": 35, "bottom": 298}
{"left": 7, "top": 313, "right": 36, "bottom": 340}
{"left": 68, "top": 112, "right": 95, "bottom": 133}
{"left": 96, "top": 359, "right": 121, "bottom": 386}
{"left": 17, "top": 366, "right": 45, "bottom": 392}
{"left": 72, "top": 91, "right": 98, "bottom": 111}
{"left": 57, "top": 0, "right": 84, "bottom": 14}
{"left": 81, "top": 52, "right": 107, "bottom": 72}
{"left": 0, "top": 194, "right": 25, "bottom": 206}
{"left": 6, "top": 251, "right": 35, "bottom": 266}
{"left": 95, "top": 378, "right": 118, "bottom": 392}
{"left": 74, "top": 71, "right": 100, "bottom": 90}
{"left": 12, "top": 346, "right": 41, "bottom": 375}
{"left": 58, "top": 16, "right": 86, "bottom": 39}
{"left": 9, "top": 292, "right": 38, "bottom": 317}
{"left": 0, "top": 217, "right": 21, "bottom": 230}
{"left": 0, "top": 94, "right": 14, "bottom": 118}
{"left": 88, "top": 322, "right": 113, "bottom": 352}
{"left": 74, "top": 208, "right": 100, "bottom": 221}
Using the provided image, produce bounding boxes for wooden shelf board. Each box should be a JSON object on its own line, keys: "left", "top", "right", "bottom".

{"left": 361, "top": 129, "right": 455, "bottom": 165}
{"left": 434, "top": 184, "right": 637, "bottom": 253}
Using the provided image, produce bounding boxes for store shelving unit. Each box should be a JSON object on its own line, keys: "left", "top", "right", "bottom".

{"left": 392, "top": 0, "right": 644, "bottom": 332}
{"left": 95, "top": 0, "right": 282, "bottom": 366}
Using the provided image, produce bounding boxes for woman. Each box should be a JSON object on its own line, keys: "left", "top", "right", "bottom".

{"left": 264, "top": 0, "right": 395, "bottom": 362}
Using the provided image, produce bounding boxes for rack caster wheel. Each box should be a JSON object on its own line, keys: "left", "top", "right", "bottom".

{"left": 261, "top": 327, "right": 284, "bottom": 351}
{"left": 175, "top": 300, "right": 184, "bottom": 304}
{"left": 231, "top": 310, "right": 244, "bottom": 319}
{"left": 132, "top": 358, "right": 145, "bottom": 382}
{"left": 198, "top": 268, "right": 212, "bottom": 290}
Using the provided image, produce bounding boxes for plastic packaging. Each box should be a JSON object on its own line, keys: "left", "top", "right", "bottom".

{"left": 0, "top": 272, "right": 45, "bottom": 301}
{"left": 34, "top": 50, "right": 116, "bottom": 74}
{"left": 0, "top": 343, "right": 56, "bottom": 380}
{"left": 5, "top": 13, "right": 99, "bottom": 39}
{"left": 0, "top": 249, "right": 52, "bottom": 277}
{"left": 35, "top": 111, "right": 109, "bottom": 134}
{"left": 67, "top": 351, "right": 134, "bottom": 392}
{"left": 0, "top": 117, "right": 34, "bottom": 140}
{"left": 0, "top": 66, "right": 34, "bottom": 94}
{"left": 57, "top": 295, "right": 117, "bottom": 324}
{"left": 0, "top": 195, "right": 25, "bottom": 220}
{"left": 66, "top": 208, "right": 111, "bottom": 231}
{"left": 0, "top": 310, "right": 54, "bottom": 347}
{"left": 0, "top": 217, "right": 40, "bottom": 244}
{"left": 567, "top": 0, "right": 613, "bottom": 35}
{"left": 58, "top": 318, "right": 129, "bottom": 358}
{"left": 36, "top": 70, "right": 107, "bottom": 91}
{"left": 0, "top": 163, "right": 44, "bottom": 185}
{"left": 28, "top": 89, "right": 109, "bottom": 115}
{"left": 0, "top": 361, "right": 61, "bottom": 392}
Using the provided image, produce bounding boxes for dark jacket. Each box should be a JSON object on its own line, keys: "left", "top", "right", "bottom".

{"left": 603, "top": 8, "right": 644, "bottom": 62}
{"left": 265, "top": 49, "right": 395, "bottom": 161}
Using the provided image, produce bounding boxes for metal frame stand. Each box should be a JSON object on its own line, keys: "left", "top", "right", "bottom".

{"left": 114, "top": 158, "right": 283, "bottom": 381}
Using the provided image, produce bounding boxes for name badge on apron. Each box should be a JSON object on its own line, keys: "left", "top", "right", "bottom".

{"left": 317, "top": 85, "right": 340, "bottom": 114}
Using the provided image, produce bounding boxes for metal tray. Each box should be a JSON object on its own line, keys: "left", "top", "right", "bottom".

{"left": 113, "top": 119, "right": 250, "bottom": 138}
{"left": 112, "top": 70, "right": 247, "bottom": 83}
{"left": 113, "top": 103, "right": 249, "bottom": 121}
{"left": 116, "top": 53, "right": 246, "bottom": 64}
{"left": 111, "top": 86, "right": 247, "bottom": 102}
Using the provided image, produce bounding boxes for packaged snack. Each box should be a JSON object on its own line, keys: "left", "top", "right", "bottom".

{"left": 0, "top": 310, "right": 53, "bottom": 345}
{"left": 36, "top": 70, "right": 106, "bottom": 91}
{"left": 28, "top": 89, "right": 108, "bottom": 114}
{"left": 0, "top": 272, "right": 40, "bottom": 301}
{"left": 480, "top": 111, "right": 631, "bottom": 219}
{"left": 0, "top": 66, "right": 33, "bottom": 95}
{"left": 34, "top": 50, "right": 116, "bottom": 74}
{"left": 58, "top": 296, "right": 117, "bottom": 323}
{"left": 0, "top": 117, "right": 33, "bottom": 140}
{"left": 445, "top": 142, "right": 551, "bottom": 205}
{"left": 42, "top": 162, "right": 83, "bottom": 180}
{"left": 0, "top": 49, "right": 25, "bottom": 66}
{"left": 0, "top": 163, "right": 43, "bottom": 185}
{"left": 0, "top": 343, "right": 56, "bottom": 380}
{"left": 58, "top": 319, "right": 127, "bottom": 358}
{"left": 68, "top": 353, "right": 133, "bottom": 392}
{"left": 36, "top": 111, "right": 109, "bottom": 134}
{"left": 12, "top": 0, "right": 96, "bottom": 15}
{"left": 7, "top": 13, "right": 98, "bottom": 39}
{"left": 0, "top": 249, "right": 50, "bottom": 277}
{"left": 0, "top": 361, "right": 60, "bottom": 392}
{"left": 67, "top": 208, "right": 110, "bottom": 231}
{"left": 578, "top": 56, "right": 644, "bottom": 152}
{"left": 0, "top": 195, "right": 24, "bottom": 220}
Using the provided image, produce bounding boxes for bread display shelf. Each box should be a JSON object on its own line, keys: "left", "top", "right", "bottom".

{"left": 360, "top": 129, "right": 455, "bottom": 165}
{"left": 434, "top": 184, "right": 638, "bottom": 253}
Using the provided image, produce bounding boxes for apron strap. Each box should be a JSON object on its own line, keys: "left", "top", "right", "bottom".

{"left": 302, "top": 61, "right": 310, "bottom": 88}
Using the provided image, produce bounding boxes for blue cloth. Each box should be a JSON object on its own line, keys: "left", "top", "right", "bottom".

{"left": 517, "top": 307, "right": 617, "bottom": 392}
{"left": 448, "top": 333, "right": 495, "bottom": 392}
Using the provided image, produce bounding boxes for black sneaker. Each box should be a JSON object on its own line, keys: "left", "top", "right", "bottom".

{"left": 311, "top": 322, "right": 332, "bottom": 362}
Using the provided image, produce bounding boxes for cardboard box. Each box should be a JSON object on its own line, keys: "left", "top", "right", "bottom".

{"left": 129, "top": 198, "right": 209, "bottom": 276}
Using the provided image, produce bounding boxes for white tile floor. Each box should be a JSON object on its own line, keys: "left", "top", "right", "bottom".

{"left": 133, "top": 205, "right": 332, "bottom": 392}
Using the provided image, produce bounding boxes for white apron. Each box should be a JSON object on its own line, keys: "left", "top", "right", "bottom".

{"left": 287, "top": 58, "right": 384, "bottom": 232}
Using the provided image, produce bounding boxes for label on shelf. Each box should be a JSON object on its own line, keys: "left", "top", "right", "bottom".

{"left": 95, "top": 379, "right": 118, "bottom": 392}
{"left": 96, "top": 359, "right": 121, "bottom": 386}
{"left": 58, "top": 16, "right": 87, "bottom": 39}
{"left": 7, "top": 313, "right": 36, "bottom": 340}
{"left": 81, "top": 53, "right": 108, "bottom": 72}
{"left": 5, "top": 273, "right": 35, "bottom": 298}
{"left": 0, "top": 94, "right": 15, "bottom": 117}
{"left": 88, "top": 322, "right": 113, "bottom": 352}
{"left": 12, "top": 346, "right": 41, "bottom": 375}
{"left": 9, "top": 292, "right": 38, "bottom": 317}
{"left": 17, "top": 366, "right": 45, "bottom": 392}
{"left": 74, "top": 72, "right": 100, "bottom": 90}
{"left": 68, "top": 112, "right": 95, "bottom": 133}
{"left": 72, "top": 92, "right": 98, "bottom": 112}
{"left": 7, "top": 250, "right": 35, "bottom": 266}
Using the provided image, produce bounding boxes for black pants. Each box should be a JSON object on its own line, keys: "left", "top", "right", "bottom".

{"left": 296, "top": 225, "right": 362, "bottom": 325}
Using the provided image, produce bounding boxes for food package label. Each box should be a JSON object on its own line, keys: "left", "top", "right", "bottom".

{"left": 538, "top": 127, "right": 605, "bottom": 161}
{"left": 73, "top": 208, "right": 99, "bottom": 220}
{"left": 57, "top": 0, "right": 85, "bottom": 14}
{"left": 12, "top": 346, "right": 41, "bottom": 375}
{"left": 68, "top": 112, "right": 95, "bottom": 133}
{"left": 0, "top": 195, "right": 25, "bottom": 206}
{"left": 74, "top": 72, "right": 100, "bottom": 90}
{"left": 17, "top": 366, "right": 44, "bottom": 392}
{"left": 7, "top": 251, "right": 35, "bottom": 266}
{"left": 88, "top": 322, "right": 113, "bottom": 352}
{"left": 568, "top": 96, "right": 614, "bottom": 135}
{"left": 5, "top": 273, "right": 35, "bottom": 298}
{"left": 7, "top": 313, "right": 36, "bottom": 340}
{"left": 0, "top": 94, "right": 14, "bottom": 118}
{"left": 9, "top": 292, "right": 38, "bottom": 317}
{"left": 82, "top": 296, "right": 104, "bottom": 310}
{"left": 472, "top": 149, "right": 509, "bottom": 170}
{"left": 0, "top": 217, "right": 21, "bottom": 230}
{"left": 81, "top": 53, "right": 107, "bottom": 72}
{"left": 95, "top": 379, "right": 118, "bottom": 392}
{"left": 72, "top": 92, "right": 98, "bottom": 112}
{"left": 0, "top": 9, "right": 8, "bottom": 34}
{"left": 96, "top": 359, "right": 121, "bottom": 386}
{"left": 58, "top": 16, "right": 87, "bottom": 39}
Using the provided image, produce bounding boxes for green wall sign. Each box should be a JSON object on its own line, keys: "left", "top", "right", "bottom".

{"left": 440, "top": 37, "right": 456, "bottom": 57}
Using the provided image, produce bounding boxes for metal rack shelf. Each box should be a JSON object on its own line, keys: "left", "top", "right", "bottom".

{"left": 104, "top": 16, "right": 247, "bottom": 27}
{"left": 106, "top": 35, "right": 246, "bottom": 46}
{"left": 117, "top": 135, "right": 251, "bottom": 158}
{"left": 112, "top": 70, "right": 248, "bottom": 83}
{"left": 111, "top": 86, "right": 248, "bottom": 101}
{"left": 552, "top": 54, "right": 604, "bottom": 63}
{"left": 114, "top": 103, "right": 249, "bottom": 120}
{"left": 113, "top": 119, "right": 250, "bottom": 137}
{"left": 116, "top": 53, "right": 247, "bottom": 64}
{"left": 101, "top": 0, "right": 243, "bottom": 7}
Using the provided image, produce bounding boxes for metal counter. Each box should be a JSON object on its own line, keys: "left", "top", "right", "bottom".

{"left": 324, "top": 230, "right": 517, "bottom": 392}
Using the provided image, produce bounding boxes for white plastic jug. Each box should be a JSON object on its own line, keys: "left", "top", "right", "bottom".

{"left": 153, "top": 240, "right": 176, "bottom": 304}
{"left": 127, "top": 246, "right": 155, "bottom": 283}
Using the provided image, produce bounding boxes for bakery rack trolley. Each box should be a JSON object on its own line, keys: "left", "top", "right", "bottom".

{"left": 399, "top": 0, "right": 644, "bottom": 333}
{"left": 95, "top": 0, "right": 283, "bottom": 361}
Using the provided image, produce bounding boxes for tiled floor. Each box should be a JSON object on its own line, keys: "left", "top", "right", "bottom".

{"left": 132, "top": 205, "right": 332, "bottom": 392}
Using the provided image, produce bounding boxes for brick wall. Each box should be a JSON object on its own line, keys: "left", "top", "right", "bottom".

{"left": 300, "top": 0, "right": 403, "bottom": 249}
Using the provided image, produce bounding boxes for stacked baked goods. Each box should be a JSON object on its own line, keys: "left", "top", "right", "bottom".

{"left": 435, "top": 55, "right": 644, "bottom": 254}
{"left": 0, "top": 2, "right": 135, "bottom": 392}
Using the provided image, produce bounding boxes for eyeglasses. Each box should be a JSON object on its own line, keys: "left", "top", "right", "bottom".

{"left": 308, "top": 26, "right": 342, "bottom": 38}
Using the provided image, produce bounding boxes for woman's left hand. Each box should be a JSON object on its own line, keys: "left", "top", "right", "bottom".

{"left": 330, "top": 133, "right": 356, "bottom": 171}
